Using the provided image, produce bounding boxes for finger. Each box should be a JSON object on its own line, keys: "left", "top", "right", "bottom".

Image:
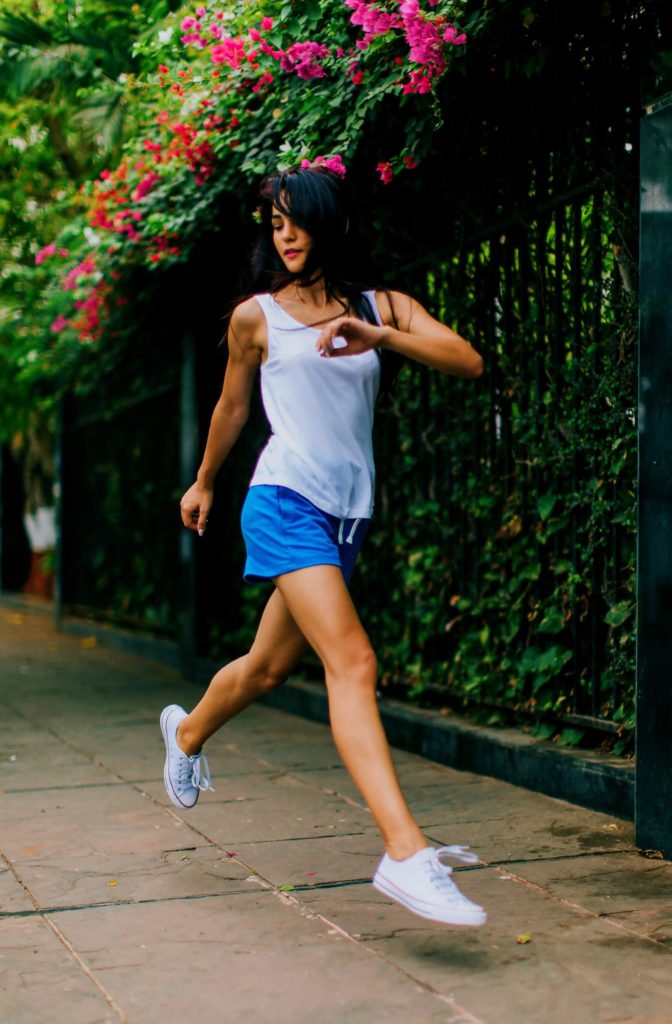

{"left": 197, "top": 507, "right": 210, "bottom": 536}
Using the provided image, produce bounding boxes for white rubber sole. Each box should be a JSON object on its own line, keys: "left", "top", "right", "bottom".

{"left": 372, "top": 874, "right": 487, "bottom": 926}
{"left": 160, "top": 705, "right": 198, "bottom": 810}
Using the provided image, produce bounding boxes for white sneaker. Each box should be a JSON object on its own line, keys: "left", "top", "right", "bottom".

{"left": 373, "top": 845, "right": 487, "bottom": 926}
{"left": 160, "top": 704, "right": 213, "bottom": 809}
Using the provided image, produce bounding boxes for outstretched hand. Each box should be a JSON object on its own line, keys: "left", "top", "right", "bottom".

{"left": 315, "top": 316, "right": 385, "bottom": 359}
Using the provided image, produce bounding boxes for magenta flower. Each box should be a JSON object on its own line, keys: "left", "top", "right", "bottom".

{"left": 134, "top": 171, "right": 161, "bottom": 201}
{"left": 260, "top": 16, "right": 274, "bottom": 30}
{"left": 443, "top": 25, "right": 467, "bottom": 44}
{"left": 279, "top": 40, "right": 330, "bottom": 80}
{"left": 301, "top": 154, "right": 347, "bottom": 178}
{"left": 376, "top": 161, "right": 393, "bottom": 185}
{"left": 50, "top": 315, "right": 69, "bottom": 333}
{"left": 211, "top": 37, "right": 247, "bottom": 68}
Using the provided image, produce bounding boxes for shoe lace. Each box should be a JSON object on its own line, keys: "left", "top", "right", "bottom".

{"left": 425, "top": 845, "right": 480, "bottom": 898}
{"left": 176, "top": 751, "right": 214, "bottom": 793}
{"left": 191, "top": 753, "right": 214, "bottom": 792}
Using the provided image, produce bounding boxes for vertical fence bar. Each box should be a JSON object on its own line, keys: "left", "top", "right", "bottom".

{"left": 635, "top": 97, "right": 672, "bottom": 856}
{"left": 178, "top": 331, "right": 198, "bottom": 673}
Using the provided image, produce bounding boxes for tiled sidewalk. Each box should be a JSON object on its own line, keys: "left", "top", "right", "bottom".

{"left": 1, "top": 607, "right": 670, "bottom": 1024}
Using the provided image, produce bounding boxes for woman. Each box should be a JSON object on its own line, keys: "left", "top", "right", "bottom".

{"left": 160, "top": 165, "right": 486, "bottom": 926}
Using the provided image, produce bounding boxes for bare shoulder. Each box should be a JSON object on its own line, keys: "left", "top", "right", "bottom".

{"left": 231, "top": 296, "right": 264, "bottom": 335}
{"left": 229, "top": 296, "right": 266, "bottom": 355}
{"left": 373, "top": 289, "right": 416, "bottom": 332}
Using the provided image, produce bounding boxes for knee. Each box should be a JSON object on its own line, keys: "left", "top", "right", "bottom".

{"left": 327, "top": 644, "right": 378, "bottom": 689}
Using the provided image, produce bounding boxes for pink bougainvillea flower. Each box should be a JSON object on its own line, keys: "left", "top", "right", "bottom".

{"left": 402, "top": 68, "right": 432, "bottom": 93}
{"left": 301, "top": 154, "right": 347, "bottom": 178}
{"left": 134, "top": 171, "right": 161, "bottom": 201}
{"left": 249, "top": 27, "right": 261, "bottom": 41}
{"left": 211, "top": 36, "right": 247, "bottom": 68}
{"left": 251, "top": 71, "right": 274, "bottom": 92}
{"left": 443, "top": 25, "right": 467, "bottom": 45}
{"left": 260, "top": 16, "right": 274, "bottom": 30}
{"left": 376, "top": 161, "right": 394, "bottom": 184}
{"left": 279, "top": 40, "right": 330, "bottom": 80}
{"left": 36, "top": 243, "right": 69, "bottom": 265}
{"left": 50, "top": 314, "right": 69, "bottom": 333}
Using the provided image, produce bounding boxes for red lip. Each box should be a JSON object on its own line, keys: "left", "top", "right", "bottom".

{"left": 284, "top": 249, "right": 301, "bottom": 257}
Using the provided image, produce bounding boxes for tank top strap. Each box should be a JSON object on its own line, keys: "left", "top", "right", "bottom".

{"left": 361, "top": 290, "right": 383, "bottom": 326}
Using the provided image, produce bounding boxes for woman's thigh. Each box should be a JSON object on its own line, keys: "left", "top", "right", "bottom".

{"left": 246, "top": 586, "right": 311, "bottom": 681}
{"left": 272, "top": 564, "right": 375, "bottom": 678}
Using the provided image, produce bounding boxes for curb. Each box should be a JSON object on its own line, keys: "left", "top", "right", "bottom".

{"left": 256, "top": 677, "right": 634, "bottom": 821}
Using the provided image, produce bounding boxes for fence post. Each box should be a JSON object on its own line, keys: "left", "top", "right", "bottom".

{"left": 178, "top": 331, "right": 198, "bottom": 673}
{"left": 635, "top": 95, "right": 672, "bottom": 857}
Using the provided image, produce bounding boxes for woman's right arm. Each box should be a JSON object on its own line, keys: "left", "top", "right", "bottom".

{"left": 180, "top": 300, "right": 264, "bottom": 535}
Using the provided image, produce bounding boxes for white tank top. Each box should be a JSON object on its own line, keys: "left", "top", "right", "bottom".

{"left": 249, "top": 291, "right": 382, "bottom": 519}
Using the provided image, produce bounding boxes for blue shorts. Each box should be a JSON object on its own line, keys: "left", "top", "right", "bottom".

{"left": 241, "top": 485, "right": 369, "bottom": 584}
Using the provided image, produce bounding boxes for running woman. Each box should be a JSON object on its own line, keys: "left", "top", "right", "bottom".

{"left": 160, "top": 165, "right": 486, "bottom": 926}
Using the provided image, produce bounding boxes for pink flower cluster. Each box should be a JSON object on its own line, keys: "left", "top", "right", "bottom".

{"left": 50, "top": 314, "right": 69, "bottom": 333}
{"left": 279, "top": 40, "right": 330, "bottom": 80}
{"left": 35, "top": 243, "right": 69, "bottom": 266}
{"left": 344, "top": 0, "right": 399, "bottom": 46}
{"left": 399, "top": 0, "right": 443, "bottom": 71}
{"left": 300, "top": 154, "right": 347, "bottom": 178}
{"left": 211, "top": 36, "right": 247, "bottom": 68}
{"left": 443, "top": 24, "right": 467, "bottom": 45}
{"left": 62, "top": 258, "right": 97, "bottom": 291}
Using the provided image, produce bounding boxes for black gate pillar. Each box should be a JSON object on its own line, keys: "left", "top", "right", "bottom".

{"left": 636, "top": 95, "right": 672, "bottom": 857}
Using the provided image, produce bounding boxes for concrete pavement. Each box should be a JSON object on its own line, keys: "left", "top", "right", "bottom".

{"left": 1, "top": 606, "right": 671, "bottom": 1024}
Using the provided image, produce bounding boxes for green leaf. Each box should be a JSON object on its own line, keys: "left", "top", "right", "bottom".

{"left": 538, "top": 492, "right": 556, "bottom": 521}
{"left": 532, "top": 722, "right": 555, "bottom": 740}
{"left": 604, "top": 601, "right": 634, "bottom": 627}
{"left": 555, "top": 728, "right": 585, "bottom": 748}
{"left": 537, "top": 608, "right": 564, "bottom": 634}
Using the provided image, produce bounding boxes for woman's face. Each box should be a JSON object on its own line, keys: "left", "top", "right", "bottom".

{"left": 271, "top": 204, "right": 314, "bottom": 274}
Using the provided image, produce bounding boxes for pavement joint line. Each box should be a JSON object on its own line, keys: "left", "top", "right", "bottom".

{"left": 0, "top": 886, "right": 289, "bottom": 920}
{"left": 495, "top": 865, "right": 672, "bottom": 950}
{"left": 297, "top": 900, "right": 487, "bottom": 1024}
{"left": 41, "top": 914, "right": 129, "bottom": 1022}
{"left": 0, "top": 850, "right": 128, "bottom": 1021}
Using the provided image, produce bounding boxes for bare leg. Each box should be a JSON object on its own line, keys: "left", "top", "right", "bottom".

{"left": 273, "top": 565, "right": 426, "bottom": 861}
{"left": 178, "top": 588, "right": 309, "bottom": 755}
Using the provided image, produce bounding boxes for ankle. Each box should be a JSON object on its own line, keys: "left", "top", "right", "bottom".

{"left": 385, "top": 836, "right": 428, "bottom": 862}
{"left": 176, "top": 719, "right": 202, "bottom": 757}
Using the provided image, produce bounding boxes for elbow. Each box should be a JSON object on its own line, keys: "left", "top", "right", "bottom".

{"left": 468, "top": 354, "right": 484, "bottom": 379}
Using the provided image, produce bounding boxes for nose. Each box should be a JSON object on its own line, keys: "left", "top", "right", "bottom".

{"left": 281, "top": 219, "right": 297, "bottom": 242}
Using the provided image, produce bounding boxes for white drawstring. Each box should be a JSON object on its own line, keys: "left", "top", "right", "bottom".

{"left": 338, "top": 519, "right": 345, "bottom": 544}
{"left": 346, "top": 518, "right": 361, "bottom": 545}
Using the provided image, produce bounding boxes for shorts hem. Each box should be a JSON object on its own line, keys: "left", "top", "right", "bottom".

{"left": 243, "top": 557, "right": 343, "bottom": 584}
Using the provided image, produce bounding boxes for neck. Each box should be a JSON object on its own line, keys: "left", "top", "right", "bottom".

{"left": 293, "top": 272, "right": 330, "bottom": 309}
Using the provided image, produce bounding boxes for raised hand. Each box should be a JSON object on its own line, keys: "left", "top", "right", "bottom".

{"left": 315, "top": 316, "right": 385, "bottom": 359}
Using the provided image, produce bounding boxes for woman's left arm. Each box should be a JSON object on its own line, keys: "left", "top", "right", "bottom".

{"left": 379, "top": 290, "right": 483, "bottom": 378}
{"left": 315, "top": 290, "right": 483, "bottom": 378}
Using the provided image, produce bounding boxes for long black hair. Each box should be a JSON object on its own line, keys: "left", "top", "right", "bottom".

{"left": 246, "top": 165, "right": 404, "bottom": 395}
